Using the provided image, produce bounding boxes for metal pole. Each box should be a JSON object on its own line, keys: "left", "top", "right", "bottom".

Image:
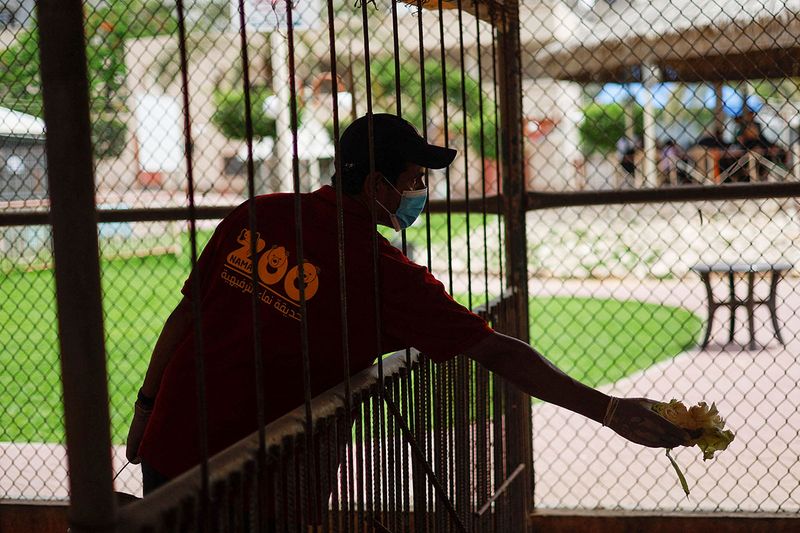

{"left": 497, "top": 1, "right": 529, "bottom": 344}
{"left": 271, "top": 31, "right": 293, "bottom": 193}
{"left": 642, "top": 63, "right": 660, "bottom": 188}
{"left": 713, "top": 82, "right": 725, "bottom": 136}
{"left": 37, "top": 2, "right": 116, "bottom": 533}
{"left": 496, "top": 2, "right": 533, "bottom": 531}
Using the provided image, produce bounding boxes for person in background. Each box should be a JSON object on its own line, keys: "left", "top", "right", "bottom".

{"left": 616, "top": 134, "right": 640, "bottom": 180}
{"left": 696, "top": 126, "right": 727, "bottom": 149}
{"left": 658, "top": 139, "right": 690, "bottom": 185}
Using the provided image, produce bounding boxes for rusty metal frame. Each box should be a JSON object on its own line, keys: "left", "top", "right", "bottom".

{"left": 36, "top": 2, "right": 116, "bottom": 533}
{"left": 28, "top": 1, "right": 800, "bottom": 532}
{"left": 0, "top": 196, "right": 505, "bottom": 227}
{"left": 496, "top": 2, "right": 533, "bottom": 530}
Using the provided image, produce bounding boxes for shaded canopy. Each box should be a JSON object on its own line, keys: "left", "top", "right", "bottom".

{"left": 527, "top": 0, "right": 800, "bottom": 83}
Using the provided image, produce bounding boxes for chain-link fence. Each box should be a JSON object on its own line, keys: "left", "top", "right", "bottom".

{"left": 526, "top": 198, "right": 800, "bottom": 512}
{"left": 514, "top": 0, "right": 800, "bottom": 514}
{"left": 2, "top": 0, "right": 800, "bottom": 523}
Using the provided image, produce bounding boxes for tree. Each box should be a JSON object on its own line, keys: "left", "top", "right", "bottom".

{"left": 0, "top": 1, "right": 223, "bottom": 159}
{"left": 579, "top": 103, "right": 644, "bottom": 154}
{"left": 211, "top": 86, "right": 277, "bottom": 140}
{"left": 368, "top": 54, "right": 496, "bottom": 158}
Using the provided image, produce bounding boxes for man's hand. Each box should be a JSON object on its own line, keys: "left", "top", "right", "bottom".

{"left": 607, "top": 397, "right": 693, "bottom": 449}
{"left": 125, "top": 402, "right": 152, "bottom": 464}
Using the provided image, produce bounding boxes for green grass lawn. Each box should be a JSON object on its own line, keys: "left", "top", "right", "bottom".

{"left": 0, "top": 236, "right": 700, "bottom": 445}
{"left": 528, "top": 297, "right": 701, "bottom": 387}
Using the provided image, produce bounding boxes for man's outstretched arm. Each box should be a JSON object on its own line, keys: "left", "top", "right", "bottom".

{"left": 463, "top": 331, "right": 690, "bottom": 449}
{"left": 126, "top": 296, "right": 193, "bottom": 463}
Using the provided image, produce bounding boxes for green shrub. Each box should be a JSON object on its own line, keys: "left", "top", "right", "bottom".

{"left": 211, "top": 86, "right": 277, "bottom": 140}
{"left": 579, "top": 102, "right": 643, "bottom": 154}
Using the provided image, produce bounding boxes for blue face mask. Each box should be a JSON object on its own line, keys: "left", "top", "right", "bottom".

{"left": 378, "top": 177, "right": 428, "bottom": 232}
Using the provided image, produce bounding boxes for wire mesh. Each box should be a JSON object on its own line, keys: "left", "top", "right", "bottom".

{"left": 527, "top": 197, "right": 800, "bottom": 512}
{"left": 514, "top": 0, "right": 800, "bottom": 514}
{"left": 1, "top": 0, "right": 800, "bottom": 524}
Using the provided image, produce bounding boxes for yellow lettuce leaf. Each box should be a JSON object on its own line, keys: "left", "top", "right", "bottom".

{"left": 652, "top": 399, "right": 735, "bottom": 460}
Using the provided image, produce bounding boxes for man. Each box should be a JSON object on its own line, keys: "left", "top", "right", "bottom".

{"left": 127, "top": 113, "right": 689, "bottom": 494}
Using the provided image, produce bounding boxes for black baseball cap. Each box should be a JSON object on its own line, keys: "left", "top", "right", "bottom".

{"left": 340, "top": 113, "right": 457, "bottom": 170}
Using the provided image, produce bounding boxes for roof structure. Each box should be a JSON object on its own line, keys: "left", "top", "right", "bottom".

{"left": 527, "top": 0, "right": 800, "bottom": 83}
{"left": 404, "top": 0, "right": 510, "bottom": 26}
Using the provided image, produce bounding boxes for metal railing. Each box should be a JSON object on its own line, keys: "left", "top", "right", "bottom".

{"left": 117, "top": 295, "right": 529, "bottom": 533}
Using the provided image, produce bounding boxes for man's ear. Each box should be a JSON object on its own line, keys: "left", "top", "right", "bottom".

{"left": 362, "top": 170, "right": 385, "bottom": 197}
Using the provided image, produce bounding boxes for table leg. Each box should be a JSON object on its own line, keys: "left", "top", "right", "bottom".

{"left": 746, "top": 271, "right": 756, "bottom": 350}
{"left": 728, "top": 271, "right": 736, "bottom": 344}
{"left": 768, "top": 269, "right": 786, "bottom": 345}
{"left": 700, "top": 272, "right": 715, "bottom": 348}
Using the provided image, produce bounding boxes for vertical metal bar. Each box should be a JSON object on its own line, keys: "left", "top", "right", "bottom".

{"left": 323, "top": 0, "right": 356, "bottom": 529}
{"left": 235, "top": 3, "right": 270, "bottom": 531}
{"left": 456, "top": 0, "right": 473, "bottom": 311}
{"left": 364, "top": 390, "right": 374, "bottom": 531}
{"left": 412, "top": 6, "right": 431, "bottom": 530}
{"left": 497, "top": 3, "right": 533, "bottom": 530}
{"left": 384, "top": 393, "right": 467, "bottom": 532}
{"left": 467, "top": 360, "right": 475, "bottom": 529}
{"left": 211, "top": 481, "right": 224, "bottom": 532}
{"left": 453, "top": 6, "right": 474, "bottom": 524}
{"left": 276, "top": 448, "right": 288, "bottom": 533}
{"left": 497, "top": 0, "right": 529, "bottom": 342}
{"left": 337, "top": 414, "right": 352, "bottom": 533}
{"left": 37, "top": 2, "right": 116, "bottom": 532}
{"left": 457, "top": 359, "right": 471, "bottom": 525}
{"left": 355, "top": 394, "right": 366, "bottom": 531}
{"left": 298, "top": 436, "right": 310, "bottom": 532}
{"left": 491, "top": 374, "right": 504, "bottom": 531}
{"left": 176, "top": 0, "right": 213, "bottom": 524}
{"left": 287, "top": 440, "right": 298, "bottom": 533}
{"left": 356, "top": 5, "right": 387, "bottom": 529}
{"left": 282, "top": 0, "right": 320, "bottom": 526}
{"left": 412, "top": 361, "right": 426, "bottom": 532}
{"left": 489, "top": 3, "right": 504, "bottom": 305}
{"left": 243, "top": 463, "right": 255, "bottom": 533}
{"left": 331, "top": 413, "right": 342, "bottom": 533}
{"left": 319, "top": 419, "right": 331, "bottom": 533}
{"left": 388, "top": 5, "right": 403, "bottom": 525}
{"left": 448, "top": 361, "right": 458, "bottom": 521}
{"left": 427, "top": 359, "right": 437, "bottom": 533}
{"left": 476, "top": 12, "right": 505, "bottom": 531}
{"left": 229, "top": 471, "right": 243, "bottom": 533}
{"left": 433, "top": 363, "right": 446, "bottom": 531}
{"left": 476, "top": 364, "right": 490, "bottom": 532}
{"left": 728, "top": 271, "right": 737, "bottom": 343}
{"left": 387, "top": 380, "right": 397, "bottom": 530}
{"left": 371, "top": 388, "right": 382, "bottom": 528}
{"left": 436, "top": 1, "right": 455, "bottom": 294}
{"left": 474, "top": 0, "right": 491, "bottom": 309}
{"left": 395, "top": 378, "right": 404, "bottom": 532}
{"left": 390, "top": 0, "right": 407, "bottom": 262}
{"left": 399, "top": 369, "right": 411, "bottom": 533}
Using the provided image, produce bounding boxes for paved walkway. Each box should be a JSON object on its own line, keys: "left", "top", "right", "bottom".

{"left": 3, "top": 276, "right": 799, "bottom": 511}
{"left": 530, "top": 276, "right": 800, "bottom": 512}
